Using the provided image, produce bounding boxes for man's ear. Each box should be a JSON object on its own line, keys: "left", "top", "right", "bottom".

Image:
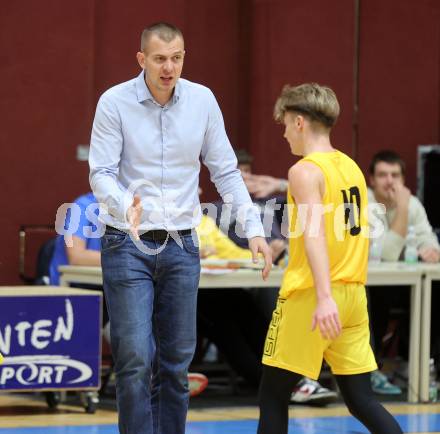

{"left": 136, "top": 52, "right": 145, "bottom": 69}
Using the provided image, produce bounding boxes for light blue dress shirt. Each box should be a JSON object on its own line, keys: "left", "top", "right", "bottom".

{"left": 89, "top": 70, "right": 264, "bottom": 238}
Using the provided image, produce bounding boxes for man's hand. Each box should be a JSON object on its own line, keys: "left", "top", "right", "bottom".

{"left": 388, "top": 182, "right": 411, "bottom": 238}
{"left": 242, "top": 173, "right": 285, "bottom": 198}
{"left": 127, "top": 195, "right": 143, "bottom": 240}
{"left": 311, "top": 295, "right": 342, "bottom": 340}
{"left": 388, "top": 183, "right": 411, "bottom": 209}
{"left": 248, "top": 236, "right": 272, "bottom": 280}
{"left": 419, "top": 247, "right": 440, "bottom": 263}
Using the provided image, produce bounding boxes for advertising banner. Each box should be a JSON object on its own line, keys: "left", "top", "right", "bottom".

{"left": 0, "top": 293, "right": 101, "bottom": 391}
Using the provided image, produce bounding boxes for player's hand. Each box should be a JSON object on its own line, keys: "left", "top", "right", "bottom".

{"left": 419, "top": 247, "right": 440, "bottom": 263}
{"left": 127, "top": 195, "right": 142, "bottom": 240}
{"left": 311, "top": 296, "right": 342, "bottom": 340}
{"left": 248, "top": 236, "right": 272, "bottom": 280}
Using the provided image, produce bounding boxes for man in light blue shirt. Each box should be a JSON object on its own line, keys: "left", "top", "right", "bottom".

{"left": 89, "top": 23, "right": 271, "bottom": 434}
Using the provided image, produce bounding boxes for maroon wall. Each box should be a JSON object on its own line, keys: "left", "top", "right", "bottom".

{"left": 248, "top": 0, "right": 355, "bottom": 177}
{"left": 1, "top": 1, "right": 95, "bottom": 285}
{"left": 1, "top": 0, "right": 440, "bottom": 284}
{"left": 357, "top": 0, "right": 440, "bottom": 190}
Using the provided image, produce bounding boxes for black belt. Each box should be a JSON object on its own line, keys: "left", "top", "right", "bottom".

{"left": 105, "top": 226, "right": 192, "bottom": 241}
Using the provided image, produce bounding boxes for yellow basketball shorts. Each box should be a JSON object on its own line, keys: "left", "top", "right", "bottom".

{"left": 262, "top": 283, "right": 377, "bottom": 379}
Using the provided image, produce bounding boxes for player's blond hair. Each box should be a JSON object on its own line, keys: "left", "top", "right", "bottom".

{"left": 274, "top": 83, "right": 340, "bottom": 129}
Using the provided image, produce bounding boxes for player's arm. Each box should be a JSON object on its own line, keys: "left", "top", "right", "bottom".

{"left": 289, "top": 162, "right": 341, "bottom": 340}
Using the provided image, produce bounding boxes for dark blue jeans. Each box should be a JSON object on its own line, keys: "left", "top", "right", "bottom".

{"left": 101, "top": 229, "right": 200, "bottom": 434}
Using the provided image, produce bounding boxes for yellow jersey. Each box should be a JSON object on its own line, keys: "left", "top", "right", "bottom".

{"left": 280, "top": 150, "right": 369, "bottom": 297}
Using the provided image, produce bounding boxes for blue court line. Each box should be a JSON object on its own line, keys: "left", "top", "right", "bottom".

{"left": 1, "top": 413, "right": 440, "bottom": 433}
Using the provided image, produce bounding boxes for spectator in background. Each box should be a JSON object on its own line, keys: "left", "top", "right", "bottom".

{"left": 49, "top": 192, "right": 107, "bottom": 326}
{"left": 367, "top": 150, "right": 440, "bottom": 394}
{"left": 50, "top": 192, "right": 101, "bottom": 285}
{"left": 216, "top": 149, "right": 287, "bottom": 251}
{"left": 243, "top": 171, "right": 289, "bottom": 199}
{"left": 368, "top": 150, "right": 440, "bottom": 262}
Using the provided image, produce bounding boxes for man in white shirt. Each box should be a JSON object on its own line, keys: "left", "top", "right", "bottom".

{"left": 368, "top": 150, "right": 439, "bottom": 262}
{"left": 368, "top": 150, "right": 440, "bottom": 393}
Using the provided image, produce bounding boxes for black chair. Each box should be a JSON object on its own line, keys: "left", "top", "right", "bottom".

{"left": 34, "top": 237, "right": 56, "bottom": 285}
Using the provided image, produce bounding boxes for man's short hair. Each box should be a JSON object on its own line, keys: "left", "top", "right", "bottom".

{"left": 369, "top": 150, "right": 406, "bottom": 176}
{"left": 273, "top": 83, "right": 340, "bottom": 129}
{"left": 235, "top": 148, "right": 253, "bottom": 165}
{"left": 141, "top": 22, "right": 183, "bottom": 52}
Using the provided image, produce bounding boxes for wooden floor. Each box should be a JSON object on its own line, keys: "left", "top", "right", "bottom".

{"left": 1, "top": 392, "right": 440, "bottom": 433}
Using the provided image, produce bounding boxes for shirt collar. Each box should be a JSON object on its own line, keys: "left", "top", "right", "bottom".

{"left": 135, "top": 70, "right": 181, "bottom": 105}
{"left": 173, "top": 80, "right": 181, "bottom": 103}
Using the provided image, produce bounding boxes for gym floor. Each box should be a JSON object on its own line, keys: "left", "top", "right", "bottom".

{"left": 1, "top": 392, "right": 440, "bottom": 433}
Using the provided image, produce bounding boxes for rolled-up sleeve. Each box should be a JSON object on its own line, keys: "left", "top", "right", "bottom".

{"left": 201, "top": 91, "right": 264, "bottom": 239}
{"left": 89, "top": 94, "right": 131, "bottom": 222}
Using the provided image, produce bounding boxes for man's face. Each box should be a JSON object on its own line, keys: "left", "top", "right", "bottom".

{"left": 370, "top": 161, "right": 405, "bottom": 199}
{"left": 137, "top": 34, "right": 185, "bottom": 99}
{"left": 283, "top": 112, "right": 302, "bottom": 156}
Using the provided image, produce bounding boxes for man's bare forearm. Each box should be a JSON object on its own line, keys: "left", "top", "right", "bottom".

{"left": 390, "top": 204, "right": 409, "bottom": 238}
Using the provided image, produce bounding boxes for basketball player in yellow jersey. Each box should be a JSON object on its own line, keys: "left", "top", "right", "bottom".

{"left": 257, "top": 83, "right": 402, "bottom": 434}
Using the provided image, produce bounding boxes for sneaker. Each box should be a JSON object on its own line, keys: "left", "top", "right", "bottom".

{"left": 290, "top": 378, "right": 338, "bottom": 406}
{"left": 371, "top": 370, "right": 402, "bottom": 395}
{"left": 188, "top": 372, "right": 208, "bottom": 397}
